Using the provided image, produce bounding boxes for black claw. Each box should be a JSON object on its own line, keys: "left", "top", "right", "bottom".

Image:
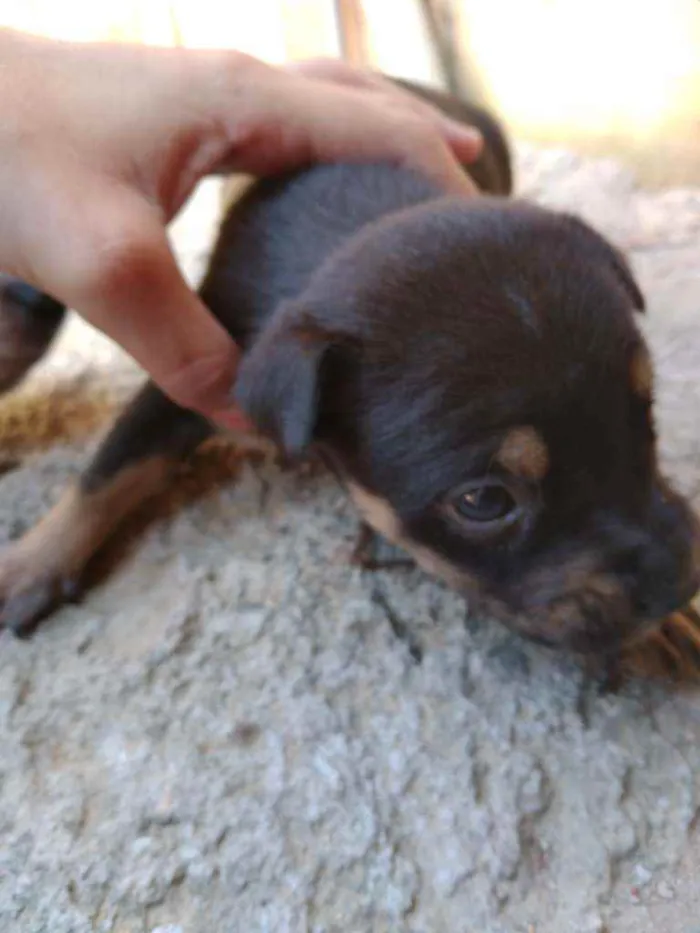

{"left": 60, "top": 577, "right": 81, "bottom": 602}
{"left": 350, "top": 522, "right": 415, "bottom": 572}
{"left": 1, "top": 581, "right": 65, "bottom": 639}
{"left": 350, "top": 522, "right": 377, "bottom": 568}
{"left": 9, "top": 621, "right": 39, "bottom": 641}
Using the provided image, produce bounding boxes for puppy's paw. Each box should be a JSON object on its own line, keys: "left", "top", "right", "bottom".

{"left": 0, "top": 488, "right": 93, "bottom": 639}
{"left": 349, "top": 522, "right": 378, "bottom": 569}
{"left": 349, "top": 522, "right": 414, "bottom": 572}
{"left": 0, "top": 543, "right": 82, "bottom": 638}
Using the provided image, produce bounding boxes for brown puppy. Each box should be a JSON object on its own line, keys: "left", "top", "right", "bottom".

{"left": 0, "top": 78, "right": 698, "bottom": 662}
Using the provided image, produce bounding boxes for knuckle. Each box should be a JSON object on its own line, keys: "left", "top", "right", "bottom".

{"left": 76, "top": 226, "right": 166, "bottom": 304}
{"left": 161, "top": 348, "right": 239, "bottom": 414}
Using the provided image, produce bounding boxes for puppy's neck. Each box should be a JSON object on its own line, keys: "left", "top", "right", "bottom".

{"left": 200, "top": 162, "right": 473, "bottom": 350}
{"left": 268, "top": 162, "right": 453, "bottom": 249}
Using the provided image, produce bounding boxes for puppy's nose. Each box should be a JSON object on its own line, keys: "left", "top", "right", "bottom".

{"left": 623, "top": 548, "right": 700, "bottom": 622}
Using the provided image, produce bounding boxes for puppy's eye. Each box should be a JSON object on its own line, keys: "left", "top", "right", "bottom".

{"left": 454, "top": 481, "right": 517, "bottom": 524}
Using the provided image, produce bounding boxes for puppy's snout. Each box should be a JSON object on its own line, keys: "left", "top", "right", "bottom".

{"left": 614, "top": 543, "right": 699, "bottom": 622}
{"left": 612, "top": 484, "right": 700, "bottom": 624}
{"left": 482, "top": 576, "right": 636, "bottom": 656}
{"left": 489, "top": 482, "right": 700, "bottom": 655}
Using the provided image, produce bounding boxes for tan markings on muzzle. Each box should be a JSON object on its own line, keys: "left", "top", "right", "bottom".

{"left": 629, "top": 347, "right": 654, "bottom": 399}
{"left": 496, "top": 427, "right": 549, "bottom": 481}
{"left": 521, "top": 553, "right": 606, "bottom": 603}
{"left": 346, "top": 482, "right": 472, "bottom": 591}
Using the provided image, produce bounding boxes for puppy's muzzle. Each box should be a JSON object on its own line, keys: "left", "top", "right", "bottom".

{"left": 615, "top": 482, "right": 700, "bottom": 625}
{"left": 494, "top": 484, "right": 700, "bottom": 655}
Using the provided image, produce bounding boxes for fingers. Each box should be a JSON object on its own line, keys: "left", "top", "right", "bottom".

{"left": 381, "top": 113, "right": 480, "bottom": 194}
{"left": 197, "top": 54, "right": 480, "bottom": 194}
{"left": 33, "top": 182, "right": 248, "bottom": 427}
{"left": 439, "top": 119, "right": 484, "bottom": 165}
{"left": 285, "top": 57, "right": 484, "bottom": 167}
{"left": 210, "top": 71, "right": 478, "bottom": 194}
{"left": 293, "top": 77, "right": 480, "bottom": 194}
{"left": 0, "top": 37, "right": 483, "bottom": 432}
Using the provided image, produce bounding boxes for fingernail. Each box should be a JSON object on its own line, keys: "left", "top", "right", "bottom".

{"left": 447, "top": 122, "right": 483, "bottom": 147}
{"left": 211, "top": 406, "right": 255, "bottom": 434}
{"left": 445, "top": 117, "right": 481, "bottom": 137}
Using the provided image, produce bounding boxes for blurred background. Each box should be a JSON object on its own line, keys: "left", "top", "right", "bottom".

{"left": 0, "top": 0, "right": 698, "bottom": 188}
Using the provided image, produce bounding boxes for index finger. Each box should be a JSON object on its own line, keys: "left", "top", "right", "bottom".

{"left": 33, "top": 184, "right": 249, "bottom": 427}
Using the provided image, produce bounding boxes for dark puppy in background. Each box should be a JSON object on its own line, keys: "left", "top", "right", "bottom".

{"left": 0, "top": 76, "right": 698, "bottom": 667}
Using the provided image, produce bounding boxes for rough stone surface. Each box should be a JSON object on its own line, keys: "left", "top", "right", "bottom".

{"left": 1, "top": 152, "right": 700, "bottom": 933}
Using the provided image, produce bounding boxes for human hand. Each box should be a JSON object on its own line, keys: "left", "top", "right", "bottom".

{"left": 0, "top": 28, "right": 482, "bottom": 427}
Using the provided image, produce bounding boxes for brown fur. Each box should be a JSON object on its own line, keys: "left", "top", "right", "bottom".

{"left": 495, "top": 427, "right": 549, "bottom": 481}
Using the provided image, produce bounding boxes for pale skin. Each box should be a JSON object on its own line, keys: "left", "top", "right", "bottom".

{"left": 0, "top": 27, "right": 482, "bottom": 429}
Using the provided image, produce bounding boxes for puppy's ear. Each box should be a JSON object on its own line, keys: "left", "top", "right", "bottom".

{"left": 563, "top": 214, "right": 645, "bottom": 313}
{"left": 233, "top": 316, "right": 356, "bottom": 456}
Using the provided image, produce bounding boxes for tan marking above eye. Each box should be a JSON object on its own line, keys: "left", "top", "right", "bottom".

{"left": 496, "top": 426, "right": 549, "bottom": 481}
{"left": 630, "top": 347, "right": 654, "bottom": 399}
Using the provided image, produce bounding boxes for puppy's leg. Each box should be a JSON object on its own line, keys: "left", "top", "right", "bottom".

{"left": 0, "top": 276, "right": 66, "bottom": 393}
{"left": 350, "top": 521, "right": 415, "bottom": 572}
{"left": 350, "top": 521, "right": 378, "bottom": 567}
{"left": 0, "top": 383, "right": 213, "bottom": 636}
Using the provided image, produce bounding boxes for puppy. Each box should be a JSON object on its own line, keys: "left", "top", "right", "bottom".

{"left": 0, "top": 274, "right": 66, "bottom": 394}
{"left": 0, "top": 77, "right": 698, "bottom": 662}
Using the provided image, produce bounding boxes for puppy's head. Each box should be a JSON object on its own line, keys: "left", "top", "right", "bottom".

{"left": 235, "top": 198, "right": 700, "bottom": 657}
